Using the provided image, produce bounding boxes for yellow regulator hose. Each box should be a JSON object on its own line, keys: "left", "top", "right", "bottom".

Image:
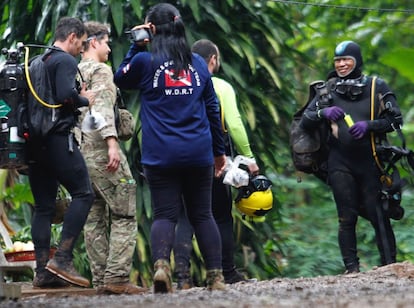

{"left": 24, "top": 46, "right": 62, "bottom": 108}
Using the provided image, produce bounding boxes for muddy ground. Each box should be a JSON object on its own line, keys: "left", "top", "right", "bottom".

{"left": 3, "top": 261, "right": 414, "bottom": 307}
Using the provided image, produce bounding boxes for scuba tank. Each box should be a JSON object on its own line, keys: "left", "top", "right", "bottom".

{"left": 0, "top": 43, "right": 27, "bottom": 170}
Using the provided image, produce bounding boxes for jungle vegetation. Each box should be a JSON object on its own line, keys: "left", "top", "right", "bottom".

{"left": 1, "top": 0, "right": 414, "bottom": 286}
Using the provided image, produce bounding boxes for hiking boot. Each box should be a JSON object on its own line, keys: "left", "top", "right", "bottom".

{"left": 153, "top": 259, "right": 172, "bottom": 293}
{"left": 175, "top": 270, "right": 193, "bottom": 290}
{"left": 343, "top": 264, "right": 360, "bottom": 275}
{"left": 32, "top": 270, "right": 70, "bottom": 288}
{"left": 102, "top": 282, "right": 148, "bottom": 295}
{"left": 224, "top": 269, "right": 248, "bottom": 284}
{"left": 46, "top": 258, "right": 90, "bottom": 288}
{"left": 206, "top": 269, "right": 227, "bottom": 291}
{"left": 177, "top": 277, "right": 193, "bottom": 290}
{"left": 344, "top": 268, "right": 360, "bottom": 274}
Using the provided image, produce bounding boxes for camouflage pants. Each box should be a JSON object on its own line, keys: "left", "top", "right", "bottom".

{"left": 83, "top": 150, "right": 137, "bottom": 286}
{"left": 84, "top": 198, "right": 137, "bottom": 286}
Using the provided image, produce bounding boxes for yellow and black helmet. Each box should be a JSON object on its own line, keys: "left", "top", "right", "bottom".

{"left": 235, "top": 175, "right": 273, "bottom": 219}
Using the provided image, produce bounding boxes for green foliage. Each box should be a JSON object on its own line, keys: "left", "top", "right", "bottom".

{"left": 2, "top": 0, "right": 414, "bottom": 287}
{"left": 276, "top": 175, "right": 414, "bottom": 277}
{"left": 380, "top": 49, "right": 414, "bottom": 82}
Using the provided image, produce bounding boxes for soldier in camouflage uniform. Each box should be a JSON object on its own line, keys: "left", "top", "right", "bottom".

{"left": 77, "top": 21, "right": 147, "bottom": 295}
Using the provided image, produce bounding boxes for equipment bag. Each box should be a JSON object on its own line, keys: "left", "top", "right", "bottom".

{"left": 289, "top": 80, "right": 332, "bottom": 182}
{"left": 114, "top": 88, "right": 135, "bottom": 141}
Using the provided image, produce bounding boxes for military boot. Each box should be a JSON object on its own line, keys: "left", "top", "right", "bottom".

{"left": 176, "top": 270, "right": 193, "bottom": 290}
{"left": 206, "top": 269, "right": 227, "bottom": 291}
{"left": 153, "top": 259, "right": 172, "bottom": 293}
{"left": 344, "top": 262, "right": 360, "bottom": 275}
{"left": 32, "top": 270, "right": 70, "bottom": 288}
{"left": 46, "top": 257, "right": 90, "bottom": 287}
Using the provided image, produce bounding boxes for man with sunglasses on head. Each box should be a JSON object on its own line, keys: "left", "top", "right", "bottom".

{"left": 300, "top": 41, "right": 403, "bottom": 274}
{"left": 77, "top": 21, "right": 147, "bottom": 295}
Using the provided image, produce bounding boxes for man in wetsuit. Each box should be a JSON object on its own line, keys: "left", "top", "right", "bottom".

{"left": 300, "top": 41, "right": 403, "bottom": 273}
{"left": 28, "top": 17, "right": 96, "bottom": 288}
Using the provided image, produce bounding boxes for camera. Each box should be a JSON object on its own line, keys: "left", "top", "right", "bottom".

{"left": 1, "top": 42, "right": 24, "bottom": 64}
{"left": 129, "top": 28, "right": 152, "bottom": 43}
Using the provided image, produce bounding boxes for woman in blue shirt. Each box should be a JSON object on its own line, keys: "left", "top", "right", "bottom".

{"left": 114, "top": 3, "right": 227, "bottom": 293}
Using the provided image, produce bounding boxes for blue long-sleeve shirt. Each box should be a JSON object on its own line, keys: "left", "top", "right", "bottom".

{"left": 114, "top": 45, "right": 225, "bottom": 167}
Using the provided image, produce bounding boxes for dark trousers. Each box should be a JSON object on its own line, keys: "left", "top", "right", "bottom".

{"left": 174, "top": 176, "right": 234, "bottom": 273}
{"left": 328, "top": 147, "right": 396, "bottom": 269}
{"left": 144, "top": 165, "right": 222, "bottom": 270}
{"left": 28, "top": 134, "right": 94, "bottom": 271}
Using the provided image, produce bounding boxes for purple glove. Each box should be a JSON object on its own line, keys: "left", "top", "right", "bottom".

{"left": 349, "top": 121, "right": 369, "bottom": 139}
{"left": 320, "top": 106, "right": 345, "bottom": 121}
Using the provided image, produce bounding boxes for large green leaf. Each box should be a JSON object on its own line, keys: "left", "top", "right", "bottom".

{"left": 203, "top": 4, "right": 231, "bottom": 34}
{"left": 380, "top": 49, "right": 414, "bottom": 83}
{"left": 182, "top": 0, "right": 201, "bottom": 23}
{"left": 129, "top": 0, "right": 144, "bottom": 20}
{"left": 109, "top": 0, "right": 124, "bottom": 36}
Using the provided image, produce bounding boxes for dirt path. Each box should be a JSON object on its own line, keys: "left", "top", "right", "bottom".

{"left": 2, "top": 261, "right": 414, "bottom": 307}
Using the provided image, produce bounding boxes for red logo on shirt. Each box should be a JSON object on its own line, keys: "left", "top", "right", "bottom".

{"left": 165, "top": 69, "right": 192, "bottom": 87}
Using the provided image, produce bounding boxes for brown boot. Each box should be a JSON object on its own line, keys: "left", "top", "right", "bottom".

{"left": 175, "top": 269, "right": 193, "bottom": 290}
{"left": 102, "top": 282, "right": 148, "bottom": 295}
{"left": 177, "top": 277, "right": 193, "bottom": 290}
{"left": 46, "top": 257, "right": 90, "bottom": 288}
{"left": 32, "top": 270, "right": 70, "bottom": 288}
{"left": 153, "top": 259, "right": 172, "bottom": 293}
{"left": 206, "top": 269, "right": 227, "bottom": 291}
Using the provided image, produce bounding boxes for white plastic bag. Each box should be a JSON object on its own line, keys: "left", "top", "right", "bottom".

{"left": 222, "top": 155, "right": 256, "bottom": 188}
{"left": 81, "top": 109, "right": 107, "bottom": 132}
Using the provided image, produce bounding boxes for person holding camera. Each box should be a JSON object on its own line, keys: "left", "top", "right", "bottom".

{"left": 114, "top": 3, "right": 227, "bottom": 293}
{"left": 300, "top": 41, "right": 403, "bottom": 273}
{"left": 28, "top": 17, "right": 96, "bottom": 288}
{"left": 77, "top": 21, "right": 147, "bottom": 295}
{"left": 173, "top": 39, "right": 259, "bottom": 289}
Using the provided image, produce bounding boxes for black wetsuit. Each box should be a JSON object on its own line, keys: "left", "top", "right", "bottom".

{"left": 300, "top": 73, "right": 402, "bottom": 271}
{"left": 28, "top": 47, "right": 95, "bottom": 274}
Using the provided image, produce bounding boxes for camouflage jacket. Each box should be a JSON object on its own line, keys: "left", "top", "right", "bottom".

{"left": 77, "top": 58, "right": 133, "bottom": 190}
{"left": 77, "top": 58, "right": 118, "bottom": 151}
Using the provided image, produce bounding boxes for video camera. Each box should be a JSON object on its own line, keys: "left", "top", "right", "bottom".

{"left": 126, "top": 28, "right": 152, "bottom": 43}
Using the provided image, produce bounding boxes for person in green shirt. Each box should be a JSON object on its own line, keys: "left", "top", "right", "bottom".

{"left": 173, "top": 39, "right": 259, "bottom": 289}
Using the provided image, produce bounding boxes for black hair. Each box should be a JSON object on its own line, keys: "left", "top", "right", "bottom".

{"left": 54, "top": 17, "right": 86, "bottom": 42}
{"left": 146, "top": 3, "right": 191, "bottom": 77}
{"left": 191, "top": 39, "right": 218, "bottom": 62}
